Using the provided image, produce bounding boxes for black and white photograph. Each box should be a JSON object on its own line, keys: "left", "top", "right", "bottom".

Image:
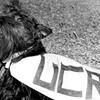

{"left": 0, "top": 0, "right": 100, "bottom": 100}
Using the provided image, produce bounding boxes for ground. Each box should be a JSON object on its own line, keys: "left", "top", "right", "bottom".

{"left": 1, "top": 0, "right": 100, "bottom": 99}
{"left": 21, "top": 0, "right": 100, "bottom": 69}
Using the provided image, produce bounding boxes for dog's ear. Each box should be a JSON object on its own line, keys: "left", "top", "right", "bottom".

{"left": 3, "top": 0, "right": 20, "bottom": 11}
{"left": 9, "top": 0, "right": 21, "bottom": 7}
{"left": 2, "top": 0, "right": 27, "bottom": 17}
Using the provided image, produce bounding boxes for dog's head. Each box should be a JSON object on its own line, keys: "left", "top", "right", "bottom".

{"left": 0, "top": 0, "right": 52, "bottom": 63}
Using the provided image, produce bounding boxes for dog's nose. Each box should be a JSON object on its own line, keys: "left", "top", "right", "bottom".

{"left": 37, "top": 24, "right": 52, "bottom": 39}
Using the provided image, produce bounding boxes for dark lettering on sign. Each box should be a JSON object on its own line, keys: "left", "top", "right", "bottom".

{"left": 33, "top": 55, "right": 58, "bottom": 90}
{"left": 86, "top": 70, "right": 100, "bottom": 100}
{"left": 57, "top": 63, "right": 83, "bottom": 97}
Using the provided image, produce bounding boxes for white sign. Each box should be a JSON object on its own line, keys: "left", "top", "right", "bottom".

{"left": 6, "top": 53, "right": 100, "bottom": 100}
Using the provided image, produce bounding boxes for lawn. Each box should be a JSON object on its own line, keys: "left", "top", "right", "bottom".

{"left": 1, "top": 0, "right": 100, "bottom": 99}
{"left": 24, "top": 0, "right": 100, "bottom": 69}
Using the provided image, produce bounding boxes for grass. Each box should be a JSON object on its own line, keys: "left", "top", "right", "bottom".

{"left": 26, "top": 0, "right": 100, "bottom": 69}
{"left": 1, "top": 0, "right": 100, "bottom": 99}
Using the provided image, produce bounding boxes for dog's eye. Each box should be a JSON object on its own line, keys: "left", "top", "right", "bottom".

{"left": 15, "top": 16, "right": 21, "bottom": 22}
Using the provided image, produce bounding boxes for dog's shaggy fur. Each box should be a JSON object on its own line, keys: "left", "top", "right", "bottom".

{"left": 0, "top": 0, "right": 52, "bottom": 99}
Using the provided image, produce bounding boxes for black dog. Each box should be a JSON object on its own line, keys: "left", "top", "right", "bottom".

{"left": 0, "top": 0, "right": 52, "bottom": 99}
{"left": 0, "top": 0, "right": 52, "bottom": 63}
